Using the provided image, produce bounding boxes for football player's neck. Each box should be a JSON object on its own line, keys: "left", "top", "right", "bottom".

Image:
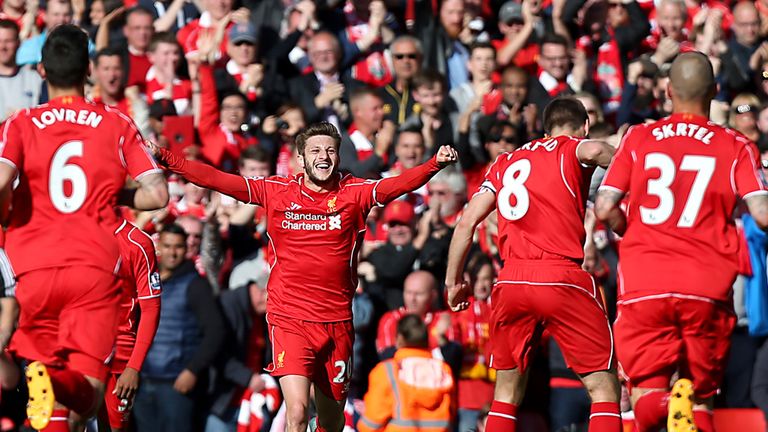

{"left": 304, "top": 175, "right": 337, "bottom": 194}
{"left": 672, "top": 101, "right": 709, "bottom": 119}
{"left": 548, "top": 126, "right": 580, "bottom": 138}
{"left": 48, "top": 84, "right": 84, "bottom": 100}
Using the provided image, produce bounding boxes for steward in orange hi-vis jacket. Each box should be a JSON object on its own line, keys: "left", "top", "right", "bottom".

{"left": 357, "top": 315, "right": 455, "bottom": 432}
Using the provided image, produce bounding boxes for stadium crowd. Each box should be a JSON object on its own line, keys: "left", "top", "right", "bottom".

{"left": 1, "top": 0, "right": 768, "bottom": 431}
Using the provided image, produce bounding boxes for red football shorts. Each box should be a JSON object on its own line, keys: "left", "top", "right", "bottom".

{"left": 10, "top": 266, "right": 121, "bottom": 382}
{"left": 614, "top": 295, "right": 735, "bottom": 399}
{"left": 489, "top": 262, "right": 614, "bottom": 375}
{"left": 102, "top": 360, "right": 132, "bottom": 430}
{"left": 265, "top": 313, "right": 353, "bottom": 401}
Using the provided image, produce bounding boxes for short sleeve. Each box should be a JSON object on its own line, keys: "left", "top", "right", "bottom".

{"left": 0, "top": 114, "right": 25, "bottom": 173}
{"left": 600, "top": 125, "right": 640, "bottom": 194}
{"left": 481, "top": 154, "right": 507, "bottom": 194}
{"left": 119, "top": 116, "right": 162, "bottom": 181}
{"left": 733, "top": 140, "right": 768, "bottom": 199}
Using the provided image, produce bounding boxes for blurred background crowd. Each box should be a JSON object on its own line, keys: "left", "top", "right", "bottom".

{"left": 2, "top": 0, "right": 768, "bottom": 430}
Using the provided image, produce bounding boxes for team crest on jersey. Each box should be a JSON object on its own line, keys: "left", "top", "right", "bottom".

{"left": 277, "top": 351, "right": 285, "bottom": 369}
{"left": 327, "top": 196, "right": 338, "bottom": 213}
{"left": 150, "top": 272, "right": 161, "bottom": 292}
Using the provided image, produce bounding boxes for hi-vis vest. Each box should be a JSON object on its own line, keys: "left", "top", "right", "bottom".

{"left": 358, "top": 348, "right": 455, "bottom": 432}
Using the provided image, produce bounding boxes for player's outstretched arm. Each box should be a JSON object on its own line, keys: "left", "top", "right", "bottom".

{"left": 149, "top": 144, "right": 257, "bottom": 205}
{"left": 120, "top": 172, "right": 170, "bottom": 211}
{"left": 445, "top": 189, "right": 496, "bottom": 312}
{"left": 594, "top": 188, "right": 627, "bottom": 236}
{"left": 375, "top": 145, "right": 458, "bottom": 204}
{"left": 577, "top": 140, "right": 616, "bottom": 168}
{"left": 746, "top": 194, "right": 768, "bottom": 231}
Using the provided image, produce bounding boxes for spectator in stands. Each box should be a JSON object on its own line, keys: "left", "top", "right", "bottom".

{"left": 451, "top": 42, "right": 497, "bottom": 151}
{"left": 0, "top": 0, "right": 40, "bottom": 39}
{"left": 646, "top": 0, "right": 689, "bottom": 52}
{"left": 216, "top": 22, "right": 262, "bottom": 103}
{"left": 494, "top": 0, "right": 542, "bottom": 73}
{"left": 402, "top": 69, "right": 458, "bottom": 156}
{"left": 139, "top": 0, "right": 200, "bottom": 34}
{"left": 288, "top": 31, "right": 361, "bottom": 129}
{"left": 0, "top": 19, "right": 41, "bottom": 121}
{"left": 145, "top": 32, "right": 192, "bottom": 115}
{"left": 427, "top": 168, "right": 466, "bottom": 229}
{"left": 358, "top": 314, "right": 455, "bottom": 432}
{"left": 134, "top": 224, "right": 226, "bottom": 432}
{"left": 176, "top": 0, "right": 246, "bottom": 61}
{"left": 730, "top": 93, "right": 762, "bottom": 143}
{"left": 95, "top": 6, "right": 154, "bottom": 89}
{"left": 722, "top": 1, "right": 764, "bottom": 94}
{"left": 260, "top": 103, "right": 306, "bottom": 176}
{"left": 458, "top": 116, "right": 518, "bottom": 195}
{"left": 16, "top": 0, "right": 75, "bottom": 65}
{"left": 617, "top": 59, "right": 662, "bottom": 126}
{"left": 380, "top": 35, "right": 422, "bottom": 125}
{"left": 486, "top": 65, "right": 538, "bottom": 142}
{"left": 338, "top": 0, "right": 396, "bottom": 88}
{"left": 340, "top": 87, "right": 394, "bottom": 178}
{"left": 453, "top": 252, "right": 495, "bottom": 432}
{"left": 91, "top": 48, "right": 151, "bottom": 137}
{"left": 527, "top": 34, "right": 579, "bottom": 110}
{"left": 414, "top": 0, "right": 469, "bottom": 90}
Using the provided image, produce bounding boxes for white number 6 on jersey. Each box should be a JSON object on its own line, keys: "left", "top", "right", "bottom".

{"left": 498, "top": 159, "right": 532, "bottom": 221}
{"left": 49, "top": 141, "right": 87, "bottom": 213}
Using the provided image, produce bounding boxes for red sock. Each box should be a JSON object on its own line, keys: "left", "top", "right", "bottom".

{"left": 40, "top": 408, "right": 69, "bottom": 432}
{"left": 485, "top": 400, "right": 517, "bottom": 432}
{"left": 693, "top": 409, "right": 714, "bottom": 432}
{"left": 589, "top": 402, "right": 621, "bottom": 432}
{"left": 46, "top": 368, "right": 96, "bottom": 415}
{"left": 634, "top": 391, "right": 668, "bottom": 432}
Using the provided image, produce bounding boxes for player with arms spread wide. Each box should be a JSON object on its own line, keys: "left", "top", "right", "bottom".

{"left": 0, "top": 25, "right": 168, "bottom": 431}
{"left": 445, "top": 97, "right": 622, "bottom": 432}
{"left": 150, "top": 121, "right": 458, "bottom": 432}
{"left": 101, "top": 220, "right": 162, "bottom": 432}
{"left": 595, "top": 52, "right": 768, "bottom": 432}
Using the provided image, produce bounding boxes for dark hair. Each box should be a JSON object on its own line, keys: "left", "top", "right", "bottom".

{"left": 94, "top": 47, "right": 123, "bottom": 67}
{"left": 540, "top": 33, "right": 569, "bottom": 49}
{"left": 412, "top": 69, "right": 445, "bottom": 91}
{"left": 469, "top": 41, "right": 496, "bottom": 57}
{"left": 396, "top": 314, "right": 429, "bottom": 348}
{"left": 149, "top": 31, "right": 180, "bottom": 52}
{"left": 219, "top": 89, "right": 248, "bottom": 107}
{"left": 502, "top": 65, "right": 527, "bottom": 80}
{"left": 239, "top": 145, "right": 271, "bottom": 166}
{"left": 350, "top": 86, "right": 382, "bottom": 108}
{"left": 543, "top": 97, "right": 588, "bottom": 135}
{"left": 294, "top": 122, "right": 341, "bottom": 155}
{"left": 465, "top": 251, "right": 493, "bottom": 280}
{"left": 42, "top": 25, "right": 90, "bottom": 88}
{"left": 0, "top": 19, "right": 20, "bottom": 38}
{"left": 160, "top": 223, "right": 188, "bottom": 241}
{"left": 589, "top": 122, "right": 615, "bottom": 139}
{"left": 276, "top": 102, "right": 305, "bottom": 118}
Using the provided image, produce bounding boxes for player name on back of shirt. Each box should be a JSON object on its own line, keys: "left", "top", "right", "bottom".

{"left": 651, "top": 122, "right": 715, "bottom": 144}
{"left": 30, "top": 107, "right": 103, "bottom": 130}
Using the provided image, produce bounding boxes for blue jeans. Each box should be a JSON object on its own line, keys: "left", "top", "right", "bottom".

{"left": 205, "top": 408, "right": 239, "bottom": 432}
{"left": 133, "top": 378, "right": 198, "bottom": 432}
{"left": 457, "top": 408, "right": 481, "bottom": 431}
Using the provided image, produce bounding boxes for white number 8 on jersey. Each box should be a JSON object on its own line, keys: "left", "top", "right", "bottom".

{"left": 497, "top": 159, "right": 532, "bottom": 221}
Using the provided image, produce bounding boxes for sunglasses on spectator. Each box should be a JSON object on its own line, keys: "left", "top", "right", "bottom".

{"left": 488, "top": 134, "right": 517, "bottom": 144}
{"left": 393, "top": 53, "right": 419, "bottom": 60}
{"left": 762, "top": 159, "right": 768, "bottom": 169}
{"left": 733, "top": 104, "right": 758, "bottom": 114}
{"left": 233, "top": 41, "right": 255, "bottom": 47}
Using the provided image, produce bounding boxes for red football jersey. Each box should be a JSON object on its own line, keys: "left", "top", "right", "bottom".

{"left": 600, "top": 113, "right": 767, "bottom": 302}
{"left": 0, "top": 96, "right": 161, "bottom": 275}
{"left": 482, "top": 135, "right": 595, "bottom": 278}
{"left": 114, "top": 219, "right": 162, "bottom": 362}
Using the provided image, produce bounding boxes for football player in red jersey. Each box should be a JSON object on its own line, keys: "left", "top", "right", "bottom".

{"left": 150, "top": 121, "right": 457, "bottom": 432}
{"left": 446, "top": 97, "right": 621, "bottom": 432}
{"left": 99, "top": 220, "right": 162, "bottom": 432}
{"left": 0, "top": 25, "right": 168, "bottom": 431}
{"left": 595, "top": 52, "right": 768, "bottom": 432}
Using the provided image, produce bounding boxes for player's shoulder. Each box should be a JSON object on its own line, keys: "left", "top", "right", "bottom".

{"left": 115, "top": 219, "right": 155, "bottom": 250}
{"left": 340, "top": 172, "right": 378, "bottom": 189}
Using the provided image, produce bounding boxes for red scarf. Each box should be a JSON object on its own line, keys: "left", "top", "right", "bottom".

{"left": 576, "top": 33, "right": 624, "bottom": 114}
{"left": 344, "top": 1, "right": 392, "bottom": 87}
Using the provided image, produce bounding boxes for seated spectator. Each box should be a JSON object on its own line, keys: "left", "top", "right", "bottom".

{"left": 0, "top": 20, "right": 42, "bottom": 121}
{"left": 380, "top": 35, "right": 421, "bottom": 125}
{"left": 95, "top": 6, "right": 154, "bottom": 89}
{"left": 340, "top": 87, "right": 393, "bottom": 178}
{"left": 134, "top": 224, "right": 226, "bottom": 432}
{"left": 90, "top": 48, "right": 151, "bottom": 137}
{"left": 402, "top": 69, "right": 458, "bottom": 156}
{"left": 375, "top": 270, "right": 460, "bottom": 364}
{"left": 288, "top": 31, "right": 362, "bottom": 129}
{"left": 453, "top": 252, "right": 495, "bottom": 432}
{"left": 145, "top": 32, "right": 192, "bottom": 115}
{"left": 358, "top": 314, "right": 454, "bottom": 432}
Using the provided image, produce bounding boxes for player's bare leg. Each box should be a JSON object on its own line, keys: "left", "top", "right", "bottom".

{"left": 279, "top": 375, "right": 313, "bottom": 432}
{"left": 312, "top": 383, "right": 346, "bottom": 432}
{"left": 485, "top": 368, "right": 526, "bottom": 432}
{"left": 0, "top": 352, "right": 19, "bottom": 391}
{"left": 580, "top": 370, "right": 622, "bottom": 431}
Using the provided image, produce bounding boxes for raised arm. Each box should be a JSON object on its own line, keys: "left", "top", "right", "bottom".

{"left": 444, "top": 189, "right": 496, "bottom": 312}
{"left": 152, "top": 145, "right": 258, "bottom": 204}
{"left": 374, "top": 145, "right": 458, "bottom": 203}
